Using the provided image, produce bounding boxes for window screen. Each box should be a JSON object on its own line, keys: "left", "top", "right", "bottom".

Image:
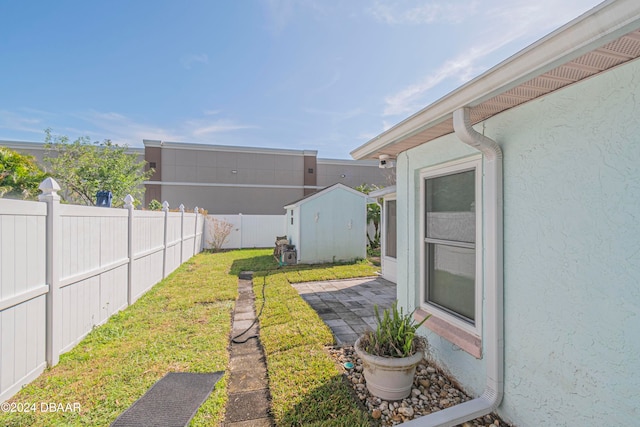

{"left": 424, "top": 169, "right": 476, "bottom": 323}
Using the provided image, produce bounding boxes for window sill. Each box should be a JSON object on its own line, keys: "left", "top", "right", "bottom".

{"left": 415, "top": 308, "right": 482, "bottom": 359}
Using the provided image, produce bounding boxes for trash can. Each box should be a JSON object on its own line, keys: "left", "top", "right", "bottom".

{"left": 96, "top": 191, "right": 113, "bottom": 207}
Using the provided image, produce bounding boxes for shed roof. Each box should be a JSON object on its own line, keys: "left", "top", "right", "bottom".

{"left": 351, "top": 0, "right": 640, "bottom": 160}
{"left": 283, "top": 183, "right": 366, "bottom": 209}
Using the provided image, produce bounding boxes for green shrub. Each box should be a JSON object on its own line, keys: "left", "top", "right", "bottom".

{"left": 360, "top": 301, "right": 429, "bottom": 358}
{"left": 148, "top": 199, "right": 162, "bottom": 210}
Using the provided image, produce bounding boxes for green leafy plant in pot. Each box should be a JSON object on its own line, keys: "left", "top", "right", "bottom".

{"left": 355, "top": 301, "right": 430, "bottom": 400}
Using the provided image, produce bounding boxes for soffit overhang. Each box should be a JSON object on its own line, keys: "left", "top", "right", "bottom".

{"left": 351, "top": 0, "right": 640, "bottom": 160}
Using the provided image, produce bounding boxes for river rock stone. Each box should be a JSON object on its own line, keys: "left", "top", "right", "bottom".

{"left": 398, "top": 406, "right": 414, "bottom": 418}
{"left": 419, "top": 379, "right": 430, "bottom": 388}
{"left": 328, "top": 345, "right": 510, "bottom": 427}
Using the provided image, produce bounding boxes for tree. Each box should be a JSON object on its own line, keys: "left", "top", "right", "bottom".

{"left": 43, "top": 130, "right": 153, "bottom": 207}
{"left": 356, "top": 183, "right": 382, "bottom": 250}
{"left": 0, "top": 146, "right": 47, "bottom": 200}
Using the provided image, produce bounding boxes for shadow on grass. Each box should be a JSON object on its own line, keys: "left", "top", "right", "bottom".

{"left": 229, "top": 252, "right": 375, "bottom": 279}
{"left": 229, "top": 253, "right": 279, "bottom": 275}
{"left": 278, "top": 374, "right": 374, "bottom": 427}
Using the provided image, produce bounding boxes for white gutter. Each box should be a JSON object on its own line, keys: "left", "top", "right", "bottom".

{"left": 351, "top": 0, "right": 640, "bottom": 161}
{"left": 403, "top": 107, "right": 504, "bottom": 427}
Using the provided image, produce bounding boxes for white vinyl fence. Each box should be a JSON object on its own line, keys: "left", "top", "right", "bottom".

{"left": 0, "top": 178, "right": 204, "bottom": 403}
{"left": 204, "top": 214, "right": 378, "bottom": 251}
{"left": 204, "top": 214, "right": 287, "bottom": 249}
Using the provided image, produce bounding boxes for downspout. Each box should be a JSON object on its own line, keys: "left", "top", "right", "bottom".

{"left": 403, "top": 107, "right": 504, "bottom": 427}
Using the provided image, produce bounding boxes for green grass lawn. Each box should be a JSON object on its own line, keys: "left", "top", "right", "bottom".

{"left": 0, "top": 249, "right": 379, "bottom": 426}
{"left": 229, "top": 250, "right": 380, "bottom": 425}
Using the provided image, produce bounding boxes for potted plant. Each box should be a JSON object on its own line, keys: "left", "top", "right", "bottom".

{"left": 355, "top": 301, "right": 430, "bottom": 401}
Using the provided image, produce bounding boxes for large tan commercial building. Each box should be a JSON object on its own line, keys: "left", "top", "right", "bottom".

{"left": 1, "top": 140, "right": 390, "bottom": 214}
{"left": 143, "top": 140, "right": 389, "bottom": 214}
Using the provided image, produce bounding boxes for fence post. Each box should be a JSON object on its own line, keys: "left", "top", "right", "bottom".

{"left": 194, "top": 207, "right": 199, "bottom": 256}
{"left": 238, "top": 213, "right": 243, "bottom": 249}
{"left": 179, "top": 204, "right": 185, "bottom": 264}
{"left": 162, "top": 201, "right": 169, "bottom": 278}
{"left": 124, "top": 195, "right": 135, "bottom": 306}
{"left": 39, "top": 177, "right": 62, "bottom": 367}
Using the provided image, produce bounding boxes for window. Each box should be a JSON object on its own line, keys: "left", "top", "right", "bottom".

{"left": 385, "top": 199, "right": 397, "bottom": 258}
{"left": 421, "top": 157, "right": 481, "bottom": 334}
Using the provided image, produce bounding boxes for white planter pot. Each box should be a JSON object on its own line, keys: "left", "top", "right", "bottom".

{"left": 354, "top": 336, "right": 424, "bottom": 401}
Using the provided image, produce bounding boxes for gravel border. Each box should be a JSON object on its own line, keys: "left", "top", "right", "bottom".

{"left": 328, "top": 346, "right": 512, "bottom": 427}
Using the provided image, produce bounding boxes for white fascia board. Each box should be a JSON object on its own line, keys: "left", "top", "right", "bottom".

{"left": 369, "top": 185, "right": 397, "bottom": 198}
{"left": 3, "top": 140, "right": 143, "bottom": 154}
{"left": 143, "top": 139, "right": 317, "bottom": 157}
{"left": 351, "top": 0, "right": 640, "bottom": 160}
{"left": 143, "top": 139, "right": 162, "bottom": 147}
{"left": 317, "top": 158, "right": 379, "bottom": 166}
{"left": 144, "top": 181, "right": 309, "bottom": 190}
{"left": 1, "top": 140, "right": 42, "bottom": 147}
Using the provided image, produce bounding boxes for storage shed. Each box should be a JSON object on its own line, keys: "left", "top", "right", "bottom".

{"left": 284, "top": 183, "right": 367, "bottom": 264}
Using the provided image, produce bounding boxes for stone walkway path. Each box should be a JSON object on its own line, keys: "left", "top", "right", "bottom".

{"left": 223, "top": 275, "right": 395, "bottom": 426}
{"left": 290, "top": 277, "right": 396, "bottom": 345}
{"left": 224, "top": 272, "right": 273, "bottom": 427}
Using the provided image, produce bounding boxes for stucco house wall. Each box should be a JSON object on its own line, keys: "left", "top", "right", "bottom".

{"left": 396, "top": 55, "right": 640, "bottom": 426}
{"left": 284, "top": 184, "right": 367, "bottom": 264}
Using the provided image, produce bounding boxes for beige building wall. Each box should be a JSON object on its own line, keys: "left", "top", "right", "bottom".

{"left": 1, "top": 139, "right": 390, "bottom": 214}
{"left": 0, "top": 141, "right": 50, "bottom": 163}
{"left": 146, "top": 141, "right": 390, "bottom": 214}
{"left": 317, "top": 158, "right": 394, "bottom": 189}
{"left": 0, "top": 140, "right": 145, "bottom": 165}
{"left": 145, "top": 141, "right": 315, "bottom": 214}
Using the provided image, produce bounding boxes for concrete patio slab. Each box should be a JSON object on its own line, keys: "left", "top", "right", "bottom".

{"left": 291, "top": 276, "right": 396, "bottom": 346}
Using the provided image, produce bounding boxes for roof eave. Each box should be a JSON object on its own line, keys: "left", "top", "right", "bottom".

{"left": 351, "top": 0, "right": 640, "bottom": 160}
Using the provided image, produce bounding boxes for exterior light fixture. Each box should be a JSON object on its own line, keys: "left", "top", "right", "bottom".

{"left": 379, "top": 154, "right": 395, "bottom": 169}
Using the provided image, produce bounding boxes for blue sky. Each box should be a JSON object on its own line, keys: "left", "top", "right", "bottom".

{"left": 0, "top": 0, "right": 603, "bottom": 159}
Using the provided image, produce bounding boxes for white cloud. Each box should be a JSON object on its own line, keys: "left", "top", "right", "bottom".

{"left": 381, "top": 0, "right": 601, "bottom": 117}
{"left": 262, "top": 0, "right": 326, "bottom": 34}
{"left": 368, "top": 0, "right": 478, "bottom": 25}
{"left": 357, "top": 131, "right": 378, "bottom": 142}
{"left": 312, "top": 69, "right": 341, "bottom": 93}
{"left": 75, "top": 111, "right": 258, "bottom": 142}
{"left": 0, "top": 110, "right": 48, "bottom": 136}
{"left": 303, "top": 107, "right": 363, "bottom": 123}
{"left": 180, "top": 53, "right": 209, "bottom": 70}
{"left": 263, "top": 0, "right": 295, "bottom": 34}
{"left": 73, "top": 110, "right": 184, "bottom": 144}
{"left": 188, "top": 119, "right": 258, "bottom": 137}
{"left": 382, "top": 120, "right": 394, "bottom": 132}
{"left": 0, "top": 107, "right": 259, "bottom": 145}
{"left": 383, "top": 48, "right": 490, "bottom": 116}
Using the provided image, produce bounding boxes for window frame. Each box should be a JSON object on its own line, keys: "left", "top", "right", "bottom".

{"left": 419, "top": 155, "right": 483, "bottom": 340}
